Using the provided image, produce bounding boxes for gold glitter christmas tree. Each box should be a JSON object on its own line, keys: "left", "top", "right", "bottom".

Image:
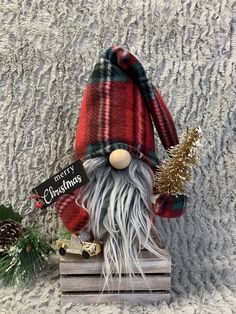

{"left": 154, "top": 127, "right": 201, "bottom": 195}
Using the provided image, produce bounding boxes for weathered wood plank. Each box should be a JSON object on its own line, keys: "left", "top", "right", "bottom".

{"left": 59, "top": 247, "right": 171, "bottom": 304}
{"left": 60, "top": 258, "right": 171, "bottom": 275}
{"left": 60, "top": 249, "right": 170, "bottom": 263}
{"left": 60, "top": 249, "right": 171, "bottom": 275}
{"left": 61, "top": 292, "right": 171, "bottom": 304}
{"left": 60, "top": 274, "right": 171, "bottom": 292}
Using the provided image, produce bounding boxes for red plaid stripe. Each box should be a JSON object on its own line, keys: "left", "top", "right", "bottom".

{"left": 153, "top": 193, "right": 187, "bottom": 218}
{"left": 56, "top": 191, "right": 89, "bottom": 233}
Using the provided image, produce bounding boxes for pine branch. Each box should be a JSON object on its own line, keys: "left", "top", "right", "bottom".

{"left": 0, "top": 228, "right": 55, "bottom": 286}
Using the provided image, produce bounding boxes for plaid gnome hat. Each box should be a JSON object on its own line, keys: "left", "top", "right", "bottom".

{"left": 75, "top": 45, "right": 179, "bottom": 169}
{"left": 56, "top": 46, "right": 187, "bottom": 233}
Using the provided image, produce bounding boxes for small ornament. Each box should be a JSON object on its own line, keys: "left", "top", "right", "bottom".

{"left": 35, "top": 201, "right": 43, "bottom": 209}
{"left": 56, "top": 234, "right": 102, "bottom": 258}
{"left": 28, "top": 194, "right": 44, "bottom": 209}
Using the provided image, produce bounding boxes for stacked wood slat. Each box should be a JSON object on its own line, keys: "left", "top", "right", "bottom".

{"left": 60, "top": 248, "right": 171, "bottom": 304}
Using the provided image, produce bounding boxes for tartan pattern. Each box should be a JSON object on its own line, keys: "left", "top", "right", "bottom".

{"left": 56, "top": 191, "right": 89, "bottom": 233}
{"left": 75, "top": 45, "right": 179, "bottom": 169}
{"left": 153, "top": 193, "right": 187, "bottom": 218}
{"left": 55, "top": 46, "right": 187, "bottom": 230}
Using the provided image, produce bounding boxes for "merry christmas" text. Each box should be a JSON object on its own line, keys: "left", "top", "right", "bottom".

{"left": 43, "top": 175, "right": 82, "bottom": 204}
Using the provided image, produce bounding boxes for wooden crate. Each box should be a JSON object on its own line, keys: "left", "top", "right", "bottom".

{"left": 60, "top": 249, "right": 171, "bottom": 305}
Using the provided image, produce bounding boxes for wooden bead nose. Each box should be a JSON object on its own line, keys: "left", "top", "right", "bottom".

{"left": 109, "top": 149, "right": 132, "bottom": 169}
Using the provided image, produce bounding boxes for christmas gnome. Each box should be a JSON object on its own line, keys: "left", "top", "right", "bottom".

{"left": 56, "top": 46, "right": 187, "bottom": 280}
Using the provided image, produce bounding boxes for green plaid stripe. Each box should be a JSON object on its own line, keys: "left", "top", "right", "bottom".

{"left": 89, "top": 62, "right": 128, "bottom": 83}
{"left": 86, "top": 141, "right": 159, "bottom": 166}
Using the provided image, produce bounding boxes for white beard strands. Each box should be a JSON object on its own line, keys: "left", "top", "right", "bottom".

{"left": 76, "top": 157, "right": 167, "bottom": 291}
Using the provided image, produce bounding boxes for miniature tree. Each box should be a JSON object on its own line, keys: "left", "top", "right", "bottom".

{"left": 154, "top": 128, "right": 201, "bottom": 195}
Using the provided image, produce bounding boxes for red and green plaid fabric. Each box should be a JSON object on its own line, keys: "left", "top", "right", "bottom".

{"left": 56, "top": 46, "right": 187, "bottom": 233}
{"left": 56, "top": 191, "right": 89, "bottom": 233}
{"left": 154, "top": 193, "right": 187, "bottom": 218}
{"left": 75, "top": 45, "right": 179, "bottom": 170}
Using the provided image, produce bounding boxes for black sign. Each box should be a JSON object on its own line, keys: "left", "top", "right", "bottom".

{"left": 32, "top": 160, "right": 89, "bottom": 208}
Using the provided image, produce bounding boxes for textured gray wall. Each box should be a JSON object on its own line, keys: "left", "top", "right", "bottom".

{"left": 0, "top": 0, "right": 235, "bottom": 313}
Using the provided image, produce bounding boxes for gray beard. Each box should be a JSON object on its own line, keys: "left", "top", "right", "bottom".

{"left": 76, "top": 156, "right": 166, "bottom": 289}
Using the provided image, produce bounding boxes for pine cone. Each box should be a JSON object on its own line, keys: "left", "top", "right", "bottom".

{"left": 0, "top": 219, "right": 22, "bottom": 247}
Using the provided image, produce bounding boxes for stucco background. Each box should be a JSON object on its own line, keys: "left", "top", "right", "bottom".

{"left": 0, "top": 0, "right": 236, "bottom": 313}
